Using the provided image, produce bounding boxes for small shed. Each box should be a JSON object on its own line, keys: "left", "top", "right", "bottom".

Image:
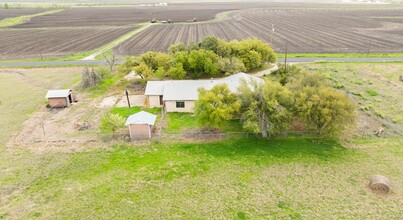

{"left": 45, "top": 89, "right": 73, "bottom": 108}
{"left": 125, "top": 111, "right": 157, "bottom": 139}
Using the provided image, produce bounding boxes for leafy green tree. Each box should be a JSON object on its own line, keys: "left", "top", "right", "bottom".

{"left": 99, "top": 113, "right": 125, "bottom": 136}
{"left": 4, "top": 3, "right": 9, "bottom": 9}
{"left": 229, "top": 38, "right": 276, "bottom": 71}
{"left": 133, "top": 62, "right": 153, "bottom": 79}
{"left": 168, "top": 43, "right": 187, "bottom": 54}
{"left": 117, "top": 56, "right": 140, "bottom": 75}
{"left": 286, "top": 70, "right": 328, "bottom": 92}
{"left": 273, "top": 63, "right": 302, "bottom": 86}
{"left": 218, "top": 57, "right": 246, "bottom": 75}
{"left": 167, "top": 63, "right": 186, "bottom": 79}
{"left": 174, "top": 49, "right": 219, "bottom": 78}
{"left": 195, "top": 84, "right": 240, "bottom": 129}
{"left": 238, "top": 79, "right": 293, "bottom": 138}
{"left": 294, "top": 86, "right": 356, "bottom": 138}
{"left": 240, "top": 50, "right": 262, "bottom": 71}
{"left": 200, "top": 36, "right": 219, "bottom": 53}
{"left": 216, "top": 39, "right": 233, "bottom": 57}
{"left": 140, "top": 51, "right": 172, "bottom": 71}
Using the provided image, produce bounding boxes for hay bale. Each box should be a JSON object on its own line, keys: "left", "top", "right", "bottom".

{"left": 369, "top": 175, "right": 390, "bottom": 193}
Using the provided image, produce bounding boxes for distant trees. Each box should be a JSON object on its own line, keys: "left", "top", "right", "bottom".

{"left": 118, "top": 36, "right": 276, "bottom": 79}
{"left": 194, "top": 84, "right": 240, "bottom": 129}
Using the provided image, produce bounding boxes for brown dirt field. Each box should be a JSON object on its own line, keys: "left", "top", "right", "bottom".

{"left": 115, "top": 8, "right": 403, "bottom": 54}
{"left": 0, "top": 8, "right": 45, "bottom": 20}
{"left": 8, "top": 93, "right": 110, "bottom": 154}
{"left": 13, "top": 3, "right": 398, "bottom": 28}
{"left": 0, "top": 27, "right": 136, "bottom": 60}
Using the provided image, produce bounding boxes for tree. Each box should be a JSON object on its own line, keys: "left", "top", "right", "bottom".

{"left": 238, "top": 79, "right": 293, "bottom": 138}
{"left": 200, "top": 36, "right": 219, "bottom": 53}
{"left": 173, "top": 49, "right": 219, "bottom": 78}
{"left": 140, "top": 51, "right": 172, "bottom": 71}
{"left": 102, "top": 52, "right": 117, "bottom": 73}
{"left": 117, "top": 56, "right": 140, "bottom": 75}
{"left": 167, "top": 63, "right": 186, "bottom": 79}
{"left": 4, "top": 3, "right": 9, "bottom": 9}
{"left": 168, "top": 43, "right": 187, "bottom": 54}
{"left": 195, "top": 84, "right": 240, "bottom": 129}
{"left": 240, "top": 50, "right": 262, "bottom": 71}
{"left": 294, "top": 86, "right": 356, "bottom": 138}
{"left": 218, "top": 57, "right": 246, "bottom": 75}
{"left": 273, "top": 63, "right": 302, "bottom": 86}
{"left": 286, "top": 70, "right": 328, "bottom": 92}
{"left": 133, "top": 62, "right": 153, "bottom": 79}
{"left": 99, "top": 113, "right": 125, "bottom": 136}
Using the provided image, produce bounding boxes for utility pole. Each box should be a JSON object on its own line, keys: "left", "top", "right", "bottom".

{"left": 125, "top": 89, "right": 131, "bottom": 108}
{"left": 367, "top": 37, "right": 372, "bottom": 57}
{"left": 284, "top": 37, "right": 288, "bottom": 73}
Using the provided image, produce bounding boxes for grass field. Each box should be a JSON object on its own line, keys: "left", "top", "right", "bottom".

{"left": 0, "top": 64, "right": 402, "bottom": 218}
{"left": 0, "top": 138, "right": 401, "bottom": 219}
{"left": 298, "top": 63, "right": 403, "bottom": 134}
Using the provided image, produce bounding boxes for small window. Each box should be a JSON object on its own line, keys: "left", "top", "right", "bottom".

{"left": 176, "top": 101, "right": 185, "bottom": 108}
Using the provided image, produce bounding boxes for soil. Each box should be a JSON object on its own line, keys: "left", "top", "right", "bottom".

{"left": 116, "top": 8, "right": 403, "bottom": 55}
{"left": 8, "top": 93, "right": 110, "bottom": 154}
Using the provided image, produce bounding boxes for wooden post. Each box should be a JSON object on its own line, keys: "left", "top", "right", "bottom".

{"left": 125, "top": 89, "right": 131, "bottom": 108}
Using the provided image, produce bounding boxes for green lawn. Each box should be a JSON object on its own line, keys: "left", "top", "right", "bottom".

{"left": 110, "top": 107, "right": 161, "bottom": 118}
{"left": 164, "top": 113, "right": 243, "bottom": 133}
{"left": 298, "top": 63, "right": 403, "bottom": 127}
{"left": 1, "top": 138, "right": 401, "bottom": 219}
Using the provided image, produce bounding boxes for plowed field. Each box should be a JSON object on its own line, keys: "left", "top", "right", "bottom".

{"left": 0, "top": 27, "right": 136, "bottom": 60}
{"left": 115, "top": 8, "right": 403, "bottom": 54}
{"left": 0, "top": 8, "right": 45, "bottom": 20}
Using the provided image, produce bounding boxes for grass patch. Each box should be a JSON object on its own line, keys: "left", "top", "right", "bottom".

{"left": 277, "top": 53, "right": 403, "bottom": 58}
{"left": 164, "top": 113, "right": 243, "bottom": 133}
{"left": 3, "top": 137, "right": 403, "bottom": 218}
{"left": 366, "top": 89, "right": 378, "bottom": 96}
{"left": 110, "top": 107, "right": 161, "bottom": 118}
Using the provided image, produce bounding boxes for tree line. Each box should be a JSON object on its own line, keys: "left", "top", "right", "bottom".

{"left": 195, "top": 65, "right": 356, "bottom": 139}
{"left": 118, "top": 36, "right": 276, "bottom": 80}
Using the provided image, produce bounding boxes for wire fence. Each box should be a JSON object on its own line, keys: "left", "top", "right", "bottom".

{"left": 97, "top": 128, "right": 401, "bottom": 142}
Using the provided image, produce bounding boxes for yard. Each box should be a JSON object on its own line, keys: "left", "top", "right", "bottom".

{"left": 1, "top": 138, "right": 401, "bottom": 219}
{"left": 0, "top": 64, "right": 402, "bottom": 218}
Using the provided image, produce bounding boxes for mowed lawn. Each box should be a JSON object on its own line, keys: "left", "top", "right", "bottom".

{"left": 0, "top": 138, "right": 402, "bottom": 219}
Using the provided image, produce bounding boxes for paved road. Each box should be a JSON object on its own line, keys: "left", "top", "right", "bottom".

{"left": 0, "top": 57, "right": 402, "bottom": 68}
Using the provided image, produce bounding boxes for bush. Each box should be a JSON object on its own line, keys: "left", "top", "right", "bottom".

{"left": 99, "top": 113, "right": 125, "bottom": 134}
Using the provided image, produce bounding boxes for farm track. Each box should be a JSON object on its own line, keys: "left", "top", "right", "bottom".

{"left": 115, "top": 8, "right": 403, "bottom": 55}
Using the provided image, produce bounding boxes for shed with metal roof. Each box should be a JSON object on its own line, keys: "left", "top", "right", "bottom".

{"left": 125, "top": 111, "right": 157, "bottom": 139}
{"left": 45, "top": 89, "right": 73, "bottom": 108}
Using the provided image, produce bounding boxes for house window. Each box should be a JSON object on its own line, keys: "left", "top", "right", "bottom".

{"left": 176, "top": 101, "right": 185, "bottom": 108}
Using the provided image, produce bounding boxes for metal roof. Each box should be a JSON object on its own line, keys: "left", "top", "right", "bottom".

{"left": 144, "top": 81, "right": 166, "bottom": 95}
{"left": 45, "top": 89, "right": 71, "bottom": 98}
{"left": 144, "top": 72, "right": 264, "bottom": 101}
{"left": 125, "top": 111, "right": 157, "bottom": 126}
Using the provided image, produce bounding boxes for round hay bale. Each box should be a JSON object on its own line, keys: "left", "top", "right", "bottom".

{"left": 369, "top": 175, "right": 390, "bottom": 193}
